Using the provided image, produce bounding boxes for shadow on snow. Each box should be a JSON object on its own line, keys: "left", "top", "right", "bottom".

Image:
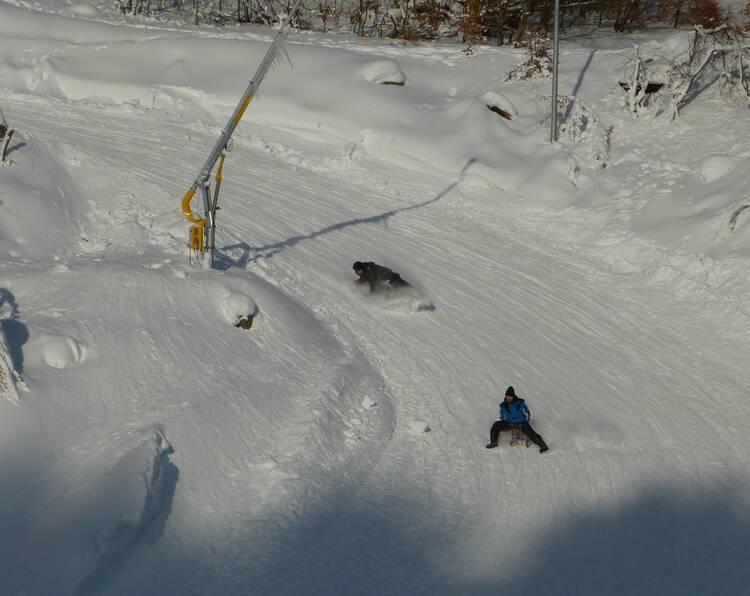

{"left": 213, "top": 158, "right": 477, "bottom": 270}
{"left": 108, "top": 477, "right": 750, "bottom": 596}
{"left": 72, "top": 459, "right": 179, "bottom": 596}
{"left": 0, "top": 288, "right": 28, "bottom": 374}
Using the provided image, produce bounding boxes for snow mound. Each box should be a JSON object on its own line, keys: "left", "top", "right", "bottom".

{"left": 407, "top": 420, "right": 431, "bottom": 434}
{"left": 480, "top": 91, "right": 518, "bottom": 118}
{"left": 27, "top": 333, "right": 87, "bottom": 368}
{"left": 68, "top": 3, "right": 100, "bottom": 17}
{"left": 220, "top": 292, "right": 258, "bottom": 326}
{"left": 699, "top": 154, "right": 734, "bottom": 183}
{"left": 361, "top": 396, "right": 377, "bottom": 409}
{"left": 361, "top": 60, "right": 406, "bottom": 86}
{"left": 0, "top": 134, "right": 86, "bottom": 258}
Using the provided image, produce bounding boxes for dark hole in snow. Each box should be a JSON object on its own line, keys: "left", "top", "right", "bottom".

{"left": 618, "top": 81, "right": 664, "bottom": 94}
{"left": 0, "top": 125, "right": 7, "bottom": 140}
{"left": 487, "top": 105, "right": 513, "bottom": 120}
{"left": 380, "top": 80, "right": 405, "bottom": 86}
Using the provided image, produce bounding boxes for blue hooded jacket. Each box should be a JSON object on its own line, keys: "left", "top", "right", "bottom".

{"left": 500, "top": 397, "right": 530, "bottom": 424}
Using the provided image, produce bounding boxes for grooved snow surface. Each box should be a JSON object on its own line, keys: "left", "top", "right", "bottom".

{"left": 1, "top": 2, "right": 750, "bottom": 595}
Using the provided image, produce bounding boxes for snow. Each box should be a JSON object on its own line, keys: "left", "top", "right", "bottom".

{"left": 360, "top": 60, "right": 407, "bottom": 85}
{"left": 1, "top": 2, "right": 750, "bottom": 595}
{"left": 698, "top": 153, "right": 736, "bottom": 183}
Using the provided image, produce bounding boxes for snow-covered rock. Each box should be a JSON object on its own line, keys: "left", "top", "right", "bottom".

{"left": 480, "top": 91, "right": 517, "bottom": 119}
{"left": 221, "top": 292, "right": 258, "bottom": 326}
{"left": 360, "top": 60, "right": 406, "bottom": 85}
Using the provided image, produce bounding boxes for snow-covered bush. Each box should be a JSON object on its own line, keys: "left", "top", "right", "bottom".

{"left": 505, "top": 37, "right": 552, "bottom": 81}
{"left": 657, "top": 26, "right": 750, "bottom": 118}
{"left": 559, "top": 98, "right": 612, "bottom": 169}
{"left": 620, "top": 45, "right": 653, "bottom": 117}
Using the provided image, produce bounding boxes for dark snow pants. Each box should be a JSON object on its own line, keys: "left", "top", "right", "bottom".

{"left": 490, "top": 420, "right": 547, "bottom": 450}
{"left": 388, "top": 273, "right": 409, "bottom": 288}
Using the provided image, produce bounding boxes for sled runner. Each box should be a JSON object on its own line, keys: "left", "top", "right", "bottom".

{"left": 509, "top": 425, "right": 531, "bottom": 448}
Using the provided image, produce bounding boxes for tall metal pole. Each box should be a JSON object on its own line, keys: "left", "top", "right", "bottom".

{"left": 550, "top": 0, "right": 561, "bottom": 143}
{"left": 181, "top": 0, "right": 303, "bottom": 266}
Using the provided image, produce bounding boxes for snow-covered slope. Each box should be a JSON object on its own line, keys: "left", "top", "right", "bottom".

{"left": 1, "top": 2, "right": 750, "bottom": 594}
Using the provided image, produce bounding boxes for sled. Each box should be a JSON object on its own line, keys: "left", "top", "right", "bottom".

{"left": 508, "top": 425, "right": 531, "bottom": 448}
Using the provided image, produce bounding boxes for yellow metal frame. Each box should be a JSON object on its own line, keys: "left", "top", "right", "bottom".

{"left": 181, "top": 154, "right": 226, "bottom": 249}
{"left": 181, "top": 187, "right": 204, "bottom": 226}
{"left": 188, "top": 224, "right": 204, "bottom": 251}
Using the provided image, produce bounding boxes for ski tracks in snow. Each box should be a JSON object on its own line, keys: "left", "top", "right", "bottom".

{"left": 4, "top": 75, "right": 750, "bottom": 594}
{"left": 2, "top": 91, "right": 407, "bottom": 592}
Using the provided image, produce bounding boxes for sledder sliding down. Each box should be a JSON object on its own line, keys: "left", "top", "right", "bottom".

{"left": 352, "top": 261, "right": 434, "bottom": 313}
{"left": 486, "top": 386, "right": 549, "bottom": 453}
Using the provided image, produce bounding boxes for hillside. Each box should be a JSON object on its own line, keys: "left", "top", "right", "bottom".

{"left": 1, "top": 2, "right": 749, "bottom": 594}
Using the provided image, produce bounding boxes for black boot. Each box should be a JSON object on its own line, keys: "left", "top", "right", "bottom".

{"left": 539, "top": 444, "right": 549, "bottom": 454}
{"left": 486, "top": 442, "right": 498, "bottom": 449}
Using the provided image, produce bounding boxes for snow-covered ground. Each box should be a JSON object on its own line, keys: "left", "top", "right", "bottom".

{"left": 1, "top": 2, "right": 750, "bottom": 594}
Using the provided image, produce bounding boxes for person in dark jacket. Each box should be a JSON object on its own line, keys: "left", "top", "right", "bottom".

{"left": 353, "top": 261, "right": 410, "bottom": 294}
{"left": 486, "top": 386, "right": 549, "bottom": 453}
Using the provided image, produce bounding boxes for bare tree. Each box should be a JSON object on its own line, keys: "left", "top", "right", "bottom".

{"left": 613, "top": 0, "right": 643, "bottom": 32}
{"left": 621, "top": 45, "right": 651, "bottom": 116}
{"left": 690, "top": 0, "right": 724, "bottom": 28}
{"left": 657, "top": 25, "right": 749, "bottom": 118}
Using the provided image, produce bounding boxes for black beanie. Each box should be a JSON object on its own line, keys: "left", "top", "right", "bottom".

{"left": 505, "top": 386, "right": 516, "bottom": 397}
{"left": 353, "top": 261, "right": 364, "bottom": 271}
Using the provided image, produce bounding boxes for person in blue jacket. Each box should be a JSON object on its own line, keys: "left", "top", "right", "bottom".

{"left": 486, "top": 386, "right": 549, "bottom": 453}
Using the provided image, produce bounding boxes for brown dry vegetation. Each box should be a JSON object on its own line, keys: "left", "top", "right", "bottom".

{"left": 119, "top": 0, "right": 748, "bottom": 44}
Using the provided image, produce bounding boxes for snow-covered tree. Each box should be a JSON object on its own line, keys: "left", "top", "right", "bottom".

{"left": 505, "top": 36, "right": 552, "bottom": 81}
{"left": 657, "top": 26, "right": 749, "bottom": 118}
{"left": 621, "top": 45, "right": 652, "bottom": 117}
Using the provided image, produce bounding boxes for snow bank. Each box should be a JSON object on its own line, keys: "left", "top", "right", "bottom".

{"left": 0, "top": 1, "right": 573, "bottom": 197}
{"left": 0, "top": 132, "right": 86, "bottom": 258}
{"left": 67, "top": 2, "right": 100, "bottom": 17}
{"left": 7, "top": 430, "right": 174, "bottom": 595}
